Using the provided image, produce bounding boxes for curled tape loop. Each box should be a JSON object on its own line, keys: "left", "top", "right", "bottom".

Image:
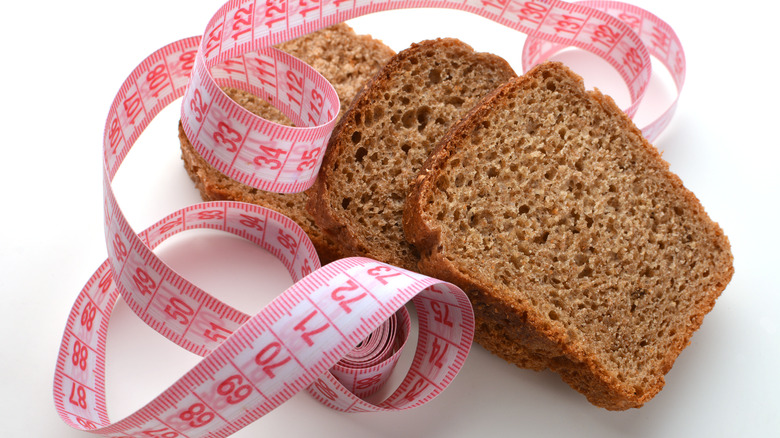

{"left": 522, "top": 0, "right": 685, "bottom": 140}
{"left": 55, "top": 0, "right": 685, "bottom": 436}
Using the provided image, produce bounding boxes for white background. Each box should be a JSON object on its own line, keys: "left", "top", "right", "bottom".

{"left": 1, "top": 1, "right": 778, "bottom": 437}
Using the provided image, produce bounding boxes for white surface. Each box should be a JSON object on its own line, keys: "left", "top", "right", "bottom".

{"left": 1, "top": 1, "right": 778, "bottom": 437}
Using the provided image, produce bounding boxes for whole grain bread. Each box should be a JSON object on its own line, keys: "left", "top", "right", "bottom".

{"left": 403, "top": 62, "right": 734, "bottom": 409}
{"left": 307, "top": 38, "right": 517, "bottom": 271}
{"left": 179, "top": 23, "right": 395, "bottom": 263}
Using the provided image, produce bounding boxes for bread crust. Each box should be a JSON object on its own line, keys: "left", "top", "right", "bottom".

{"left": 404, "top": 62, "right": 734, "bottom": 409}
{"left": 308, "top": 38, "right": 516, "bottom": 270}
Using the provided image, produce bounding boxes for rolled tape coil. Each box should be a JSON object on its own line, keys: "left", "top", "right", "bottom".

{"left": 54, "top": 0, "right": 685, "bottom": 436}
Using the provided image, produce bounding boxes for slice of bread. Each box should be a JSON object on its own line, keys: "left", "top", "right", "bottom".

{"left": 179, "top": 23, "right": 395, "bottom": 263}
{"left": 404, "top": 62, "right": 734, "bottom": 410}
{"left": 307, "top": 38, "right": 517, "bottom": 271}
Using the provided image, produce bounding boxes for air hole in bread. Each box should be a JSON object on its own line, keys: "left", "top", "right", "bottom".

{"left": 518, "top": 204, "right": 530, "bottom": 215}
{"left": 429, "top": 68, "right": 442, "bottom": 84}
{"left": 534, "top": 231, "right": 549, "bottom": 244}
{"left": 468, "top": 212, "right": 478, "bottom": 226}
{"left": 354, "top": 146, "right": 367, "bottom": 162}
{"left": 401, "top": 110, "right": 416, "bottom": 128}
{"left": 417, "top": 106, "right": 431, "bottom": 132}
{"left": 447, "top": 96, "right": 465, "bottom": 107}
{"left": 341, "top": 197, "right": 351, "bottom": 209}
{"left": 372, "top": 106, "right": 383, "bottom": 125}
{"left": 351, "top": 131, "right": 362, "bottom": 144}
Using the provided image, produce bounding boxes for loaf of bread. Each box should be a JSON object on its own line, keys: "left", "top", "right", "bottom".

{"left": 307, "top": 38, "right": 517, "bottom": 271}
{"left": 179, "top": 23, "right": 395, "bottom": 263}
{"left": 403, "top": 62, "right": 734, "bottom": 409}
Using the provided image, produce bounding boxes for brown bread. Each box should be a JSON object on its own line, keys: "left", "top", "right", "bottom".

{"left": 404, "top": 62, "right": 734, "bottom": 409}
{"left": 179, "top": 23, "right": 395, "bottom": 263}
{"left": 307, "top": 38, "right": 517, "bottom": 270}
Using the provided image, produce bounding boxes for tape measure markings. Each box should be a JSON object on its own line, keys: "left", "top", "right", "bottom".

{"left": 182, "top": 0, "right": 656, "bottom": 195}
{"left": 55, "top": 1, "right": 685, "bottom": 436}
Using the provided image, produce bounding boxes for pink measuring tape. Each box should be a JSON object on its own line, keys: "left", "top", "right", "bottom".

{"left": 54, "top": 0, "right": 685, "bottom": 436}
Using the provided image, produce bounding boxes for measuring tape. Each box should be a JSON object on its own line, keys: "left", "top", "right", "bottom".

{"left": 54, "top": 0, "right": 685, "bottom": 436}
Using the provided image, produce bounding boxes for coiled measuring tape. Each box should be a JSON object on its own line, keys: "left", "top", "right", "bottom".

{"left": 54, "top": 0, "right": 685, "bottom": 436}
